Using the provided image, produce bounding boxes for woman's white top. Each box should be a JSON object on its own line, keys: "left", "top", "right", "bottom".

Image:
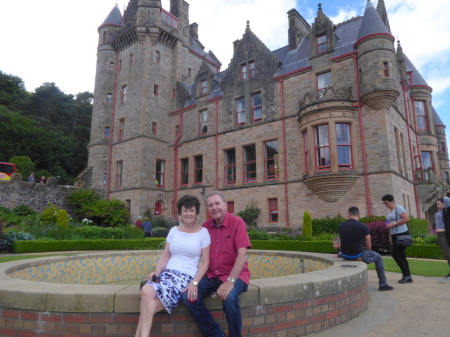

{"left": 386, "top": 205, "right": 408, "bottom": 234}
{"left": 165, "top": 226, "right": 211, "bottom": 277}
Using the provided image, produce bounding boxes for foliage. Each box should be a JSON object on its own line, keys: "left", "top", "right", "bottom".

{"left": 408, "top": 216, "right": 429, "bottom": 238}
{"left": 302, "top": 211, "right": 312, "bottom": 238}
{"left": 270, "top": 233, "right": 295, "bottom": 240}
{"left": 359, "top": 215, "right": 386, "bottom": 224}
{"left": 150, "top": 216, "right": 179, "bottom": 229}
{"left": 247, "top": 229, "right": 271, "bottom": 240}
{"left": 295, "top": 233, "right": 336, "bottom": 241}
{"left": 56, "top": 210, "right": 69, "bottom": 229}
{"left": 152, "top": 227, "right": 170, "bottom": 238}
{"left": 41, "top": 203, "right": 59, "bottom": 224}
{"left": 2, "top": 229, "right": 35, "bottom": 252}
{"left": 11, "top": 204, "right": 37, "bottom": 217}
{"left": 366, "top": 220, "right": 390, "bottom": 252}
{"left": 236, "top": 201, "right": 260, "bottom": 227}
{"left": 77, "top": 198, "right": 129, "bottom": 227}
{"left": 67, "top": 189, "right": 101, "bottom": 209}
{"left": 250, "top": 240, "right": 336, "bottom": 253}
{"left": 311, "top": 214, "right": 345, "bottom": 235}
{"left": 74, "top": 226, "right": 126, "bottom": 239}
{"left": 9, "top": 155, "right": 35, "bottom": 178}
{"left": 413, "top": 235, "right": 437, "bottom": 245}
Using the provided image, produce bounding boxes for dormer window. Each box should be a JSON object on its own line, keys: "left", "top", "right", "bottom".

{"left": 407, "top": 71, "right": 413, "bottom": 85}
{"left": 200, "top": 80, "right": 207, "bottom": 95}
{"left": 241, "top": 64, "right": 247, "bottom": 80}
{"left": 317, "top": 34, "right": 327, "bottom": 53}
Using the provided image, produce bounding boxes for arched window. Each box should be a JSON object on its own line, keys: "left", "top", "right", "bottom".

{"left": 154, "top": 201, "right": 162, "bottom": 215}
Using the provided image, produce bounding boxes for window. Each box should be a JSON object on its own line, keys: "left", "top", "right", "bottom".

{"left": 241, "top": 64, "right": 247, "bottom": 80}
{"left": 243, "top": 145, "right": 257, "bottom": 182}
{"left": 317, "top": 71, "right": 332, "bottom": 97}
{"left": 249, "top": 61, "right": 255, "bottom": 77}
{"left": 315, "top": 125, "right": 330, "bottom": 169}
{"left": 317, "top": 34, "right": 327, "bottom": 53}
{"left": 265, "top": 140, "right": 278, "bottom": 180}
{"left": 336, "top": 124, "right": 352, "bottom": 167}
{"left": 394, "top": 128, "right": 403, "bottom": 175}
{"left": 181, "top": 158, "right": 189, "bottom": 185}
{"left": 106, "top": 93, "right": 112, "bottom": 103}
{"left": 109, "top": 62, "right": 114, "bottom": 71}
{"left": 227, "top": 201, "right": 235, "bottom": 214}
{"left": 175, "top": 125, "right": 180, "bottom": 137}
{"left": 407, "top": 71, "right": 412, "bottom": 85}
{"left": 200, "top": 80, "right": 207, "bottom": 95}
{"left": 445, "top": 172, "right": 450, "bottom": 186}
{"left": 125, "top": 199, "right": 131, "bottom": 214}
{"left": 252, "top": 94, "right": 262, "bottom": 122}
{"left": 121, "top": 86, "right": 127, "bottom": 103}
{"left": 199, "top": 110, "right": 208, "bottom": 135}
{"left": 224, "top": 149, "right": 236, "bottom": 185}
{"left": 188, "top": 68, "right": 192, "bottom": 77}
{"left": 103, "top": 173, "right": 108, "bottom": 186}
{"left": 119, "top": 59, "right": 122, "bottom": 71}
{"left": 161, "top": 8, "right": 178, "bottom": 29}
{"left": 129, "top": 53, "right": 133, "bottom": 66}
{"left": 236, "top": 98, "right": 245, "bottom": 125}
{"left": 152, "top": 122, "right": 157, "bottom": 135}
{"left": 116, "top": 161, "right": 123, "bottom": 188}
{"left": 303, "top": 131, "right": 309, "bottom": 174}
{"left": 194, "top": 155, "right": 203, "bottom": 184}
{"left": 383, "top": 62, "right": 389, "bottom": 76}
{"left": 400, "top": 133, "right": 408, "bottom": 177}
{"left": 104, "top": 127, "right": 110, "bottom": 138}
{"left": 269, "top": 199, "right": 278, "bottom": 223}
{"left": 421, "top": 151, "right": 432, "bottom": 169}
{"left": 119, "top": 119, "right": 124, "bottom": 140}
{"left": 103, "top": 31, "right": 107, "bottom": 43}
{"left": 441, "top": 142, "right": 446, "bottom": 153}
{"left": 156, "top": 160, "right": 165, "bottom": 187}
{"left": 154, "top": 201, "right": 162, "bottom": 215}
{"left": 155, "top": 50, "right": 161, "bottom": 64}
{"left": 154, "top": 84, "right": 159, "bottom": 96}
{"left": 415, "top": 101, "right": 428, "bottom": 131}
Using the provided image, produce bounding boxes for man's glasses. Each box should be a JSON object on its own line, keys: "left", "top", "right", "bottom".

{"left": 382, "top": 201, "right": 390, "bottom": 205}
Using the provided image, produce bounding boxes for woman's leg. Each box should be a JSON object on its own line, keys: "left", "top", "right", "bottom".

{"left": 135, "top": 284, "right": 165, "bottom": 337}
{"left": 391, "top": 236, "right": 411, "bottom": 277}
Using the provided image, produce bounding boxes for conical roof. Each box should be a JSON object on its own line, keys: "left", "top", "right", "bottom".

{"left": 432, "top": 106, "right": 444, "bottom": 126}
{"left": 99, "top": 4, "right": 122, "bottom": 30}
{"left": 356, "top": 0, "right": 390, "bottom": 42}
{"left": 404, "top": 54, "right": 430, "bottom": 88}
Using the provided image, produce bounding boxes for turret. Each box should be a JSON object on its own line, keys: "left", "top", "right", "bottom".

{"left": 354, "top": 0, "right": 399, "bottom": 110}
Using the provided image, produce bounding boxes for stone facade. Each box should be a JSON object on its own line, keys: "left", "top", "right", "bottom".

{"left": 84, "top": 0, "right": 449, "bottom": 228}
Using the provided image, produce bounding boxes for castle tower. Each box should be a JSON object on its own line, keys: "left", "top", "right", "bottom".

{"left": 355, "top": 0, "right": 400, "bottom": 110}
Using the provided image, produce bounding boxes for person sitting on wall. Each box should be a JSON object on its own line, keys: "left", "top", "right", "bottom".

{"left": 142, "top": 217, "right": 152, "bottom": 237}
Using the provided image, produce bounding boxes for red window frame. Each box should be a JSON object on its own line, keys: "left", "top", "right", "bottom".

{"left": 317, "top": 71, "right": 332, "bottom": 95}
{"left": 154, "top": 201, "right": 162, "bottom": 215}
{"left": 243, "top": 145, "right": 257, "bottom": 183}
{"left": 181, "top": 158, "right": 189, "bottom": 186}
{"left": 264, "top": 140, "right": 278, "bottom": 180}
{"left": 407, "top": 71, "right": 413, "bottom": 85}
{"left": 252, "top": 94, "right": 262, "bottom": 122}
{"left": 224, "top": 148, "right": 236, "bottom": 185}
{"left": 236, "top": 98, "right": 245, "bottom": 125}
{"left": 249, "top": 61, "right": 255, "bottom": 77}
{"left": 116, "top": 161, "right": 123, "bottom": 188}
{"left": 194, "top": 155, "right": 203, "bottom": 184}
{"left": 199, "top": 80, "right": 207, "bottom": 95}
{"left": 106, "top": 93, "right": 112, "bottom": 103}
{"left": 175, "top": 125, "right": 180, "bottom": 137}
{"left": 104, "top": 127, "right": 110, "bottom": 138}
{"left": 161, "top": 8, "right": 178, "bottom": 29}
{"left": 155, "top": 50, "right": 161, "bottom": 64}
{"left": 109, "top": 62, "right": 114, "bottom": 71}
{"left": 269, "top": 198, "right": 278, "bottom": 223}
{"left": 152, "top": 122, "right": 157, "bottom": 135}
{"left": 421, "top": 151, "right": 433, "bottom": 169}
{"left": 383, "top": 62, "right": 389, "bottom": 76}
{"left": 303, "top": 130, "right": 309, "bottom": 174}
{"left": 199, "top": 110, "right": 208, "bottom": 135}
{"left": 314, "top": 124, "right": 330, "bottom": 170}
{"left": 227, "top": 201, "right": 235, "bottom": 214}
{"left": 154, "top": 84, "right": 159, "bottom": 96}
{"left": 156, "top": 160, "right": 165, "bottom": 187}
{"left": 103, "top": 173, "right": 107, "bottom": 186}
{"left": 119, "top": 119, "right": 124, "bottom": 140}
{"left": 121, "top": 86, "right": 127, "bottom": 103}
{"left": 336, "top": 123, "right": 352, "bottom": 168}
{"left": 241, "top": 64, "right": 247, "bottom": 80}
{"left": 317, "top": 34, "right": 327, "bottom": 53}
{"left": 129, "top": 53, "right": 133, "bottom": 66}
{"left": 415, "top": 101, "right": 428, "bottom": 131}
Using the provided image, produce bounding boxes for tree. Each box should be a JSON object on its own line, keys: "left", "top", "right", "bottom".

{"left": 303, "top": 211, "right": 313, "bottom": 238}
{"left": 9, "top": 156, "right": 35, "bottom": 178}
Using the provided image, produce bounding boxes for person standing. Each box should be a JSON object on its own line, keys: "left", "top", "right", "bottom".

{"left": 182, "top": 191, "right": 251, "bottom": 337}
{"left": 135, "top": 216, "right": 142, "bottom": 229}
{"left": 382, "top": 194, "right": 412, "bottom": 283}
{"left": 40, "top": 176, "right": 45, "bottom": 184}
{"left": 435, "top": 198, "right": 450, "bottom": 278}
{"left": 28, "top": 173, "right": 35, "bottom": 184}
{"left": 142, "top": 217, "right": 153, "bottom": 237}
{"left": 339, "top": 206, "right": 393, "bottom": 291}
{"left": 135, "top": 195, "right": 210, "bottom": 337}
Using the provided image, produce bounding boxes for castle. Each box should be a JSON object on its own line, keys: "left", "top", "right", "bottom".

{"left": 83, "top": 0, "right": 449, "bottom": 228}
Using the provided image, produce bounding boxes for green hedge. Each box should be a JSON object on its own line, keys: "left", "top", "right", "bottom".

{"left": 14, "top": 239, "right": 166, "bottom": 253}
{"left": 404, "top": 244, "right": 443, "bottom": 259}
{"left": 251, "top": 240, "right": 336, "bottom": 253}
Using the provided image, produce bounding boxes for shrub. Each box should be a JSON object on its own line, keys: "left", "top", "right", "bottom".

{"left": 295, "top": 233, "right": 336, "bottom": 241}
{"left": 3, "top": 229, "right": 35, "bottom": 252}
{"left": 312, "top": 214, "right": 345, "bottom": 235}
{"left": 74, "top": 226, "right": 125, "bottom": 239}
{"left": 247, "top": 229, "right": 271, "bottom": 240}
{"left": 366, "top": 220, "right": 390, "bottom": 252}
{"left": 302, "top": 211, "right": 312, "bottom": 238}
{"left": 0, "top": 206, "right": 11, "bottom": 216}
{"left": 11, "top": 204, "right": 37, "bottom": 217}
{"left": 41, "top": 203, "right": 59, "bottom": 224}
{"left": 359, "top": 215, "right": 386, "bottom": 224}
{"left": 151, "top": 216, "right": 178, "bottom": 229}
{"left": 152, "top": 227, "right": 170, "bottom": 238}
{"left": 67, "top": 188, "right": 101, "bottom": 209}
{"left": 414, "top": 235, "right": 437, "bottom": 245}
{"left": 57, "top": 210, "right": 69, "bottom": 229}
{"left": 78, "top": 198, "right": 129, "bottom": 227}
{"left": 236, "top": 201, "right": 260, "bottom": 227}
{"left": 270, "top": 233, "right": 294, "bottom": 240}
{"left": 408, "top": 216, "right": 429, "bottom": 238}
{"left": 250, "top": 240, "right": 336, "bottom": 253}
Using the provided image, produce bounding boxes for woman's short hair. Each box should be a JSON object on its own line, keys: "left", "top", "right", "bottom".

{"left": 381, "top": 194, "right": 394, "bottom": 203}
{"left": 177, "top": 195, "right": 200, "bottom": 215}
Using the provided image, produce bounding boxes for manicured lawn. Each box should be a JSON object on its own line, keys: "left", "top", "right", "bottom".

{"left": 367, "top": 257, "right": 450, "bottom": 277}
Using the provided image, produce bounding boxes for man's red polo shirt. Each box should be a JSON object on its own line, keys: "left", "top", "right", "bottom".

{"left": 203, "top": 212, "right": 251, "bottom": 284}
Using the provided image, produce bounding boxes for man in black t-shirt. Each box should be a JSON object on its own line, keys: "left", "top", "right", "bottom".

{"left": 339, "top": 206, "right": 393, "bottom": 291}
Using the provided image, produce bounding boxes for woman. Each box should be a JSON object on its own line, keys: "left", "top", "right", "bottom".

{"left": 434, "top": 198, "right": 450, "bottom": 278}
{"left": 135, "top": 195, "right": 210, "bottom": 337}
{"left": 382, "top": 194, "right": 412, "bottom": 283}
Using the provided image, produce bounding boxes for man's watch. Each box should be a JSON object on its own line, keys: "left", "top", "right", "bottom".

{"left": 393, "top": 222, "right": 397, "bottom": 226}
{"left": 192, "top": 281, "right": 198, "bottom": 286}
{"left": 227, "top": 277, "right": 235, "bottom": 283}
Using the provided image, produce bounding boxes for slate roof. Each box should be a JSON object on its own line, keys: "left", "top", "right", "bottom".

{"left": 356, "top": 0, "right": 390, "bottom": 42}
{"left": 432, "top": 106, "right": 444, "bottom": 126}
{"left": 334, "top": 17, "right": 362, "bottom": 58}
{"left": 100, "top": 4, "right": 122, "bottom": 28}
{"left": 190, "top": 37, "right": 221, "bottom": 68}
{"left": 404, "top": 54, "right": 430, "bottom": 87}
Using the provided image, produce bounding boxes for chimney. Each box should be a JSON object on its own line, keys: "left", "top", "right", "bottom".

{"left": 189, "top": 22, "right": 199, "bottom": 40}
{"left": 287, "top": 9, "right": 311, "bottom": 51}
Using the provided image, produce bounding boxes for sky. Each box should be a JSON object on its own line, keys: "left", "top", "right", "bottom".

{"left": 1, "top": 0, "right": 449, "bottom": 134}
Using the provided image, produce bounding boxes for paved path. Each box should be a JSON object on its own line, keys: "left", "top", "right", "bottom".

{"left": 310, "top": 270, "right": 450, "bottom": 337}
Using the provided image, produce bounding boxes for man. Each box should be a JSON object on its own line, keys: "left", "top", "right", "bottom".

{"left": 339, "top": 206, "right": 393, "bottom": 291}
{"left": 141, "top": 217, "right": 152, "bottom": 237}
{"left": 28, "top": 173, "right": 35, "bottom": 184}
{"left": 182, "top": 191, "right": 251, "bottom": 337}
